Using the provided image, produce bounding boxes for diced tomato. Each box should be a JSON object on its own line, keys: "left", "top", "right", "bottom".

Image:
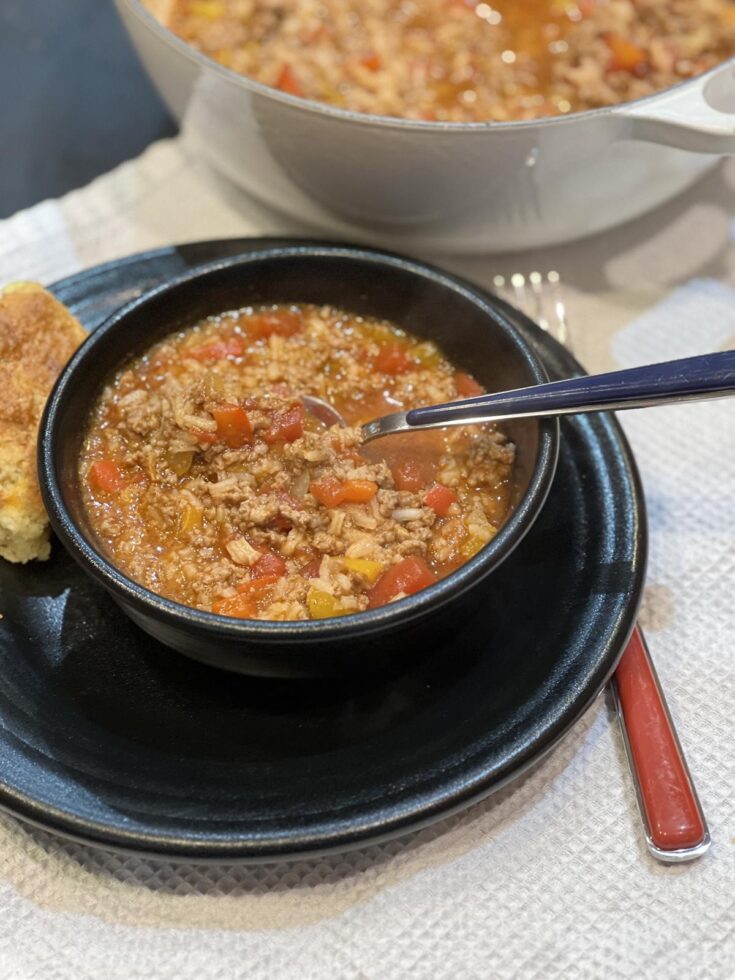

{"left": 87, "top": 459, "right": 127, "bottom": 493}
{"left": 251, "top": 551, "right": 287, "bottom": 578}
{"left": 360, "top": 52, "right": 381, "bottom": 71}
{"left": 188, "top": 337, "right": 243, "bottom": 361}
{"left": 190, "top": 428, "right": 218, "bottom": 446}
{"left": 300, "top": 557, "right": 323, "bottom": 578}
{"left": 374, "top": 344, "right": 413, "bottom": 375}
{"left": 212, "top": 593, "right": 257, "bottom": 618}
{"left": 392, "top": 458, "right": 423, "bottom": 492}
{"left": 310, "top": 474, "right": 346, "bottom": 508}
{"left": 236, "top": 574, "right": 279, "bottom": 596}
{"left": 341, "top": 479, "right": 378, "bottom": 503}
{"left": 341, "top": 448, "right": 365, "bottom": 465}
{"left": 276, "top": 64, "right": 303, "bottom": 97}
{"left": 211, "top": 403, "right": 253, "bottom": 448}
{"left": 604, "top": 34, "right": 648, "bottom": 74}
{"left": 454, "top": 371, "right": 484, "bottom": 397}
{"left": 423, "top": 482, "right": 458, "bottom": 516}
{"left": 310, "top": 476, "right": 378, "bottom": 507}
{"left": 368, "top": 556, "right": 436, "bottom": 609}
{"left": 213, "top": 574, "right": 281, "bottom": 616}
{"left": 263, "top": 403, "right": 305, "bottom": 444}
{"left": 247, "top": 309, "right": 303, "bottom": 339}
{"left": 578, "top": 0, "right": 596, "bottom": 14}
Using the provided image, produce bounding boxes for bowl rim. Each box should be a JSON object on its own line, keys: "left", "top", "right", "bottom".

{"left": 39, "top": 244, "right": 559, "bottom": 643}
{"left": 119, "top": 0, "right": 734, "bottom": 135}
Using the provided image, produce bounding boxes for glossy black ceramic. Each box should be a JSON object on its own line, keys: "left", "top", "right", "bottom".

{"left": 0, "top": 241, "right": 645, "bottom": 859}
{"left": 39, "top": 245, "right": 558, "bottom": 678}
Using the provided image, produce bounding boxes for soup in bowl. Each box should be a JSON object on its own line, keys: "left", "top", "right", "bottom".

{"left": 40, "top": 246, "right": 558, "bottom": 676}
{"left": 79, "top": 301, "right": 516, "bottom": 622}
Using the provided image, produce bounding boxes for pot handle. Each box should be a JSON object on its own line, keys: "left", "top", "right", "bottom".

{"left": 624, "top": 61, "right": 735, "bottom": 153}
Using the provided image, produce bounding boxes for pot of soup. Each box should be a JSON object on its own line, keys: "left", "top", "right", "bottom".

{"left": 116, "top": 0, "right": 735, "bottom": 252}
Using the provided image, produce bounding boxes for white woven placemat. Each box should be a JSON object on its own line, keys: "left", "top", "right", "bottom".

{"left": 1, "top": 138, "right": 734, "bottom": 980}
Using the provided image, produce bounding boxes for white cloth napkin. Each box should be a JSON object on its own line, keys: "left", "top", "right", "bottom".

{"left": 1, "top": 138, "right": 734, "bottom": 980}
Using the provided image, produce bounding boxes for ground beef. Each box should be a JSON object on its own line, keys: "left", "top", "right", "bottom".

{"left": 79, "top": 303, "right": 515, "bottom": 620}
{"left": 166, "top": 0, "right": 735, "bottom": 122}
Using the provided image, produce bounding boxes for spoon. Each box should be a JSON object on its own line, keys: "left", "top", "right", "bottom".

{"left": 305, "top": 350, "right": 735, "bottom": 443}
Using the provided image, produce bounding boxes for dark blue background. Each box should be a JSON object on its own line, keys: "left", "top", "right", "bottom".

{"left": 0, "top": 0, "right": 176, "bottom": 217}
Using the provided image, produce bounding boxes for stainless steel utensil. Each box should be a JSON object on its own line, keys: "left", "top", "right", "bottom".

{"left": 306, "top": 351, "right": 735, "bottom": 443}
{"left": 493, "top": 271, "right": 711, "bottom": 863}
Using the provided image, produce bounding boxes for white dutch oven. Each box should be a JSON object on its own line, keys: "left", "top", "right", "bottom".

{"left": 118, "top": 0, "right": 735, "bottom": 252}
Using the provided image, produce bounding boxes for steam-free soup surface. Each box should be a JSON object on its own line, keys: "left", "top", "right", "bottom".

{"left": 80, "top": 304, "right": 515, "bottom": 621}
{"left": 167, "top": 0, "right": 735, "bottom": 122}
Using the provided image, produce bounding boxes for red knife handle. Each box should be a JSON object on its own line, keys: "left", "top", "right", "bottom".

{"left": 614, "top": 626, "right": 708, "bottom": 855}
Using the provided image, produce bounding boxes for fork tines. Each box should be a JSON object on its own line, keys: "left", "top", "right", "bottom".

{"left": 493, "top": 270, "right": 568, "bottom": 345}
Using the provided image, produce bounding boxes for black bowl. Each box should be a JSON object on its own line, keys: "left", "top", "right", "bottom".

{"left": 39, "top": 245, "right": 558, "bottom": 677}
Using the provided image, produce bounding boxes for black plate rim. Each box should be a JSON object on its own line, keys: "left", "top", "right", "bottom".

{"left": 0, "top": 238, "right": 646, "bottom": 861}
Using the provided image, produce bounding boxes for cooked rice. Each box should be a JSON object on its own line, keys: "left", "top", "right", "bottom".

{"left": 166, "top": 0, "right": 735, "bottom": 122}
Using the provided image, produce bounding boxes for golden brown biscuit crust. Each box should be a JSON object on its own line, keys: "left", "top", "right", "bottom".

{"left": 0, "top": 283, "right": 86, "bottom": 563}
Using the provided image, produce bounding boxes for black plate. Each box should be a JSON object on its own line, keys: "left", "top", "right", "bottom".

{"left": 0, "top": 239, "right": 646, "bottom": 860}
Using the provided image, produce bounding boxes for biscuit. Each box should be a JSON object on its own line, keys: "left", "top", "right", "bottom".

{"left": 0, "top": 283, "right": 86, "bottom": 563}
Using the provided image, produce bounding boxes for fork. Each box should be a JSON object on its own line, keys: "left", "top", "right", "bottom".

{"left": 493, "top": 270, "right": 711, "bottom": 864}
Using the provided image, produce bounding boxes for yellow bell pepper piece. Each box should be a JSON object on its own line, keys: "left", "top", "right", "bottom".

{"left": 412, "top": 342, "right": 441, "bottom": 369}
{"left": 461, "top": 533, "right": 491, "bottom": 559}
{"left": 168, "top": 451, "right": 194, "bottom": 476}
{"left": 214, "top": 48, "right": 235, "bottom": 68}
{"left": 307, "top": 590, "right": 342, "bottom": 619}
{"left": 344, "top": 558, "right": 383, "bottom": 584}
{"left": 180, "top": 503, "right": 203, "bottom": 533}
{"left": 189, "top": 0, "right": 225, "bottom": 17}
{"left": 460, "top": 525, "right": 498, "bottom": 558}
{"left": 360, "top": 321, "right": 402, "bottom": 345}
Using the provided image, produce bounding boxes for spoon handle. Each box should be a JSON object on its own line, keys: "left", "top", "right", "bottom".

{"left": 613, "top": 626, "right": 710, "bottom": 860}
{"left": 404, "top": 350, "right": 735, "bottom": 429}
